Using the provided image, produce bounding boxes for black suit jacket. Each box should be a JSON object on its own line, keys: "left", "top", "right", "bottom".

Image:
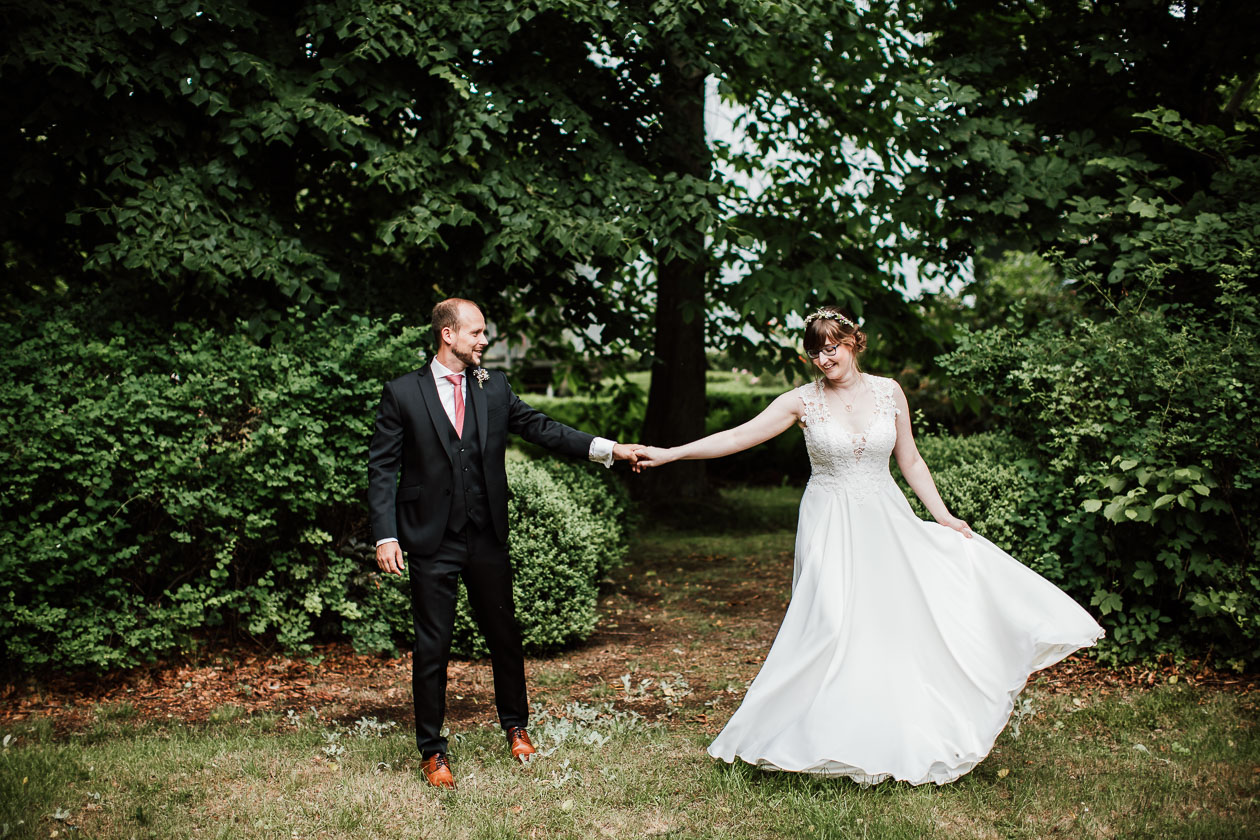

{"left": 368, "top": 364, "right": 595, "bottom": 555}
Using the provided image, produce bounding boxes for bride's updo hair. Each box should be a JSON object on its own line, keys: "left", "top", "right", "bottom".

{"left": 803, "top": 306, "right": 867, "bottom": 358}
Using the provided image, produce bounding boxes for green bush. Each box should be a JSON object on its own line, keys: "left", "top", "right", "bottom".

{"left": 939, "top": 282, "right": 1260, "bottom": 668}
{"left": 900, "top": 432, "right": 1069, "bottom": 582}
{"left": 913, "top": 106, "right": 1260, "bottom": 668}
{"left": 0, "top": 306, "right": 628, "bottom": 672}
{"left": 449, "top": 458, "right": 630, "bottom": 657}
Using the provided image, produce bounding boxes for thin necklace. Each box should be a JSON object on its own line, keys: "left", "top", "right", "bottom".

{"left": 825, "top": 373, "right": 864, "bottom": 413}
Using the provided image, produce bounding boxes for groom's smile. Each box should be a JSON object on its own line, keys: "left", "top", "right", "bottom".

{"left": 448, "top": 302, "right": 490, "bottom": 370}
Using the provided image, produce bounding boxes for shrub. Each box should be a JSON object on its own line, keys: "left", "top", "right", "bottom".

{"left": 901, "top": 432, "right": 1069, "bottom": 582}
{"left": 0, "top": 305, "right": 628, "bottom": 672}
{"left": 449, "top": 458, "right": 630, "bottom": 657}
{"left": 939, "top": 281, "right": 1260, "bottom": 667}
{"left": 0, "top": 306, "right": 411, "bottom": 670}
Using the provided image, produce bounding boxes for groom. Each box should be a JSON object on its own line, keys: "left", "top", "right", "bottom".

{"left": 368, "top": 298, "right": 639, "bottom": 789}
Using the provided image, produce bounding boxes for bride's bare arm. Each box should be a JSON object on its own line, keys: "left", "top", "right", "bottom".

{"left": 634, "top": 391, "right": 803, "bottom": 469}
{"left": 889, "top": 383, "right": 972, "bottom": 537}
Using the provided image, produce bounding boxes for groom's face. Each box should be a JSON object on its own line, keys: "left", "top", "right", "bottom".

{"left": 447, "top": 304, "right": 489, "bottom": 368}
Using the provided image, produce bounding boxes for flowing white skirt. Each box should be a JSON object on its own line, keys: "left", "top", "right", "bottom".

{"left": 707, "top": 478, "right": 1104, "bottom": 786}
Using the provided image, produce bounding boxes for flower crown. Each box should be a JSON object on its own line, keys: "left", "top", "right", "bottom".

{"left": 803, "top": 308, "right": 859, "bottom": 329}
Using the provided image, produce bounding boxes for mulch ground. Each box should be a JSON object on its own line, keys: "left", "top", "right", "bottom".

{"left": 4, "top": 547, "right": 1256, "bottom": 736}
{"left": 4, "top": 642, "right": 1253, "bottom": 737}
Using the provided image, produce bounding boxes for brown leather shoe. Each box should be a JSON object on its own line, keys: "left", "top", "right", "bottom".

{"left": 421, "top": 753, "right": 456, "bottom": 788}
{"left": 506, "top": 726, "right": 536, "bottom": 763}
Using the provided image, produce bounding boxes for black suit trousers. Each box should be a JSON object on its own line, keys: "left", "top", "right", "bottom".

{"left": 408, "top": 523, "right": 527, "bottom": 757}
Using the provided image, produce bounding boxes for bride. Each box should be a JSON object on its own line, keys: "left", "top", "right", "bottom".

{"left": 633, "top": 307, "right": 1103, "bottom": 785}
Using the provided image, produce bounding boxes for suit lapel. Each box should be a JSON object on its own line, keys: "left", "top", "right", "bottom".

{"left": 468, "top": 368, "right": 489, "bottom": 451}
{"left": 416, "top": 365, "right": 454, "bottom": 463}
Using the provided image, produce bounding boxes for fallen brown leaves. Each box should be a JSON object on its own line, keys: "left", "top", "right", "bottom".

{"left": 0, "top": 646, "right": 416, "bottom": 733}
{"left": 3, "top": 633, "right": 1254, "bottom": 738}
{"left": 1029, "top": 655, "right": 1259, "bottom": 696}
{"left": 3, "top": 545, "right": 1255, "bottom": 736}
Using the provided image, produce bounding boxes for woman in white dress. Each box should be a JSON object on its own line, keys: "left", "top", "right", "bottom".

{"left": 633, "top": 307, "right": 1103, "bottom": 786}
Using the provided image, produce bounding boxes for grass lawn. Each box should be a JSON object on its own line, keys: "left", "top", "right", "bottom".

{"left": 3, "top": 486, "right": 1257, "bottom": 839}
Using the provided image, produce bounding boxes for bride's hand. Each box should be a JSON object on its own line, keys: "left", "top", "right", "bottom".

{"left": 938, "top": 515, "right": 973, "bottom": 539}
{"left": 631, "top": 445, "right": 674, "bottom": 472}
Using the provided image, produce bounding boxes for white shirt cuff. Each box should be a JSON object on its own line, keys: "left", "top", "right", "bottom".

{"left": 375, "top": 537, "right": 399, "bottom": 547}
{"left": 588, "top": 437, "right": 616, "bottom": 468}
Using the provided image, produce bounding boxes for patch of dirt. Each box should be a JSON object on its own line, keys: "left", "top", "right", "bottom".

{"left": 3, "top": 544, "right": 1255, "bottom": 737}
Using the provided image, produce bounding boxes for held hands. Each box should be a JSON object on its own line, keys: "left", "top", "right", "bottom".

{"left": 629, "top": 445, "right": 674, "bottom": 473}
{"left": 611, "top": 442, "right": 642, "bottom": 465}
{"left": 609, "top": 442, "right": 678, "bottom": 473}
{"left": 612, "top": 442, "right": 675, "bottom": 472}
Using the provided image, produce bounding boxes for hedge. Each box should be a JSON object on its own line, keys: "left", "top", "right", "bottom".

{"left": 0, "top": 306, "right": 627, "bottom": 672}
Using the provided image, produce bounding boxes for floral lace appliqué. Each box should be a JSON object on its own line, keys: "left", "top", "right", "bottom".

{"left": 797, "top": 375, "right": 901, "bottom": 502}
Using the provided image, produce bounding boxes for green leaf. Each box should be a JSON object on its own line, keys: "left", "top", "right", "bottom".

{"left": 1092, "top": 589, "right": 1124, "bottom": 616}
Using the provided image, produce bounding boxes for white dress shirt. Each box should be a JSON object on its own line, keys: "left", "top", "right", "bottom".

{"left": 376, "top": 359, "right": 617, "bottom": 547}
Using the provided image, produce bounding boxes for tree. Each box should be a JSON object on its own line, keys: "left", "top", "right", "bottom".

{"left": 903, "top": 0, "right": 1260, "bottom": 306}
{"left": 0, "top": 2, "right": 656, "bottom": 338}
{"left": 4, "top": 1, "right": 947, "bottom": 496}
{"left": 529, "top": 1, "right": 953, "bottom": 494}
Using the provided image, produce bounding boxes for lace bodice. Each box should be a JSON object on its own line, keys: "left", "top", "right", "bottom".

{"left": 797, "top": 375, "right": 901, "bottom": 499}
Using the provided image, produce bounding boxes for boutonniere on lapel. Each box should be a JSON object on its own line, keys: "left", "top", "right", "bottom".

{"left": 472, "top": 367, "right": 489, "bottom": 389}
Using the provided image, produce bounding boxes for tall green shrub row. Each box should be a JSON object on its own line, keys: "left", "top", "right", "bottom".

{"left": 0, "top": 309, "right": 627, "bottom": 671}
{"left": 937, "top": 284, "right": 1259, "bottom": 668}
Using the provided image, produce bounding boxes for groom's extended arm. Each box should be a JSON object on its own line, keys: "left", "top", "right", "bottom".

{"left": 504, "top": 376, "right": 638, "bottom": 466}
{"left": 368, "top": 383, "right": 406, "bottom": 574}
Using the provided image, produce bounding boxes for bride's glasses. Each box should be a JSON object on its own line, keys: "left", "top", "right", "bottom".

{"left": 807, "top": 343, "right": 842, "bottom": 360}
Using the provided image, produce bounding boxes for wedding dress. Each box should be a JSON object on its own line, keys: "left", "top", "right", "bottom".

{"left": 708, "top": 375, "right": 1104, "bottom": 785}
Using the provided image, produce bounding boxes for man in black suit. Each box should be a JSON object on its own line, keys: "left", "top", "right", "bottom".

{"left": 368, "top": 298, "right": 639, "bottom": 788}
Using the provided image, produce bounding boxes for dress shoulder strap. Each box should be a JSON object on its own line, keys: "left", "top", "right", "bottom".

{"left": 869, "top": 374, "right": 901, "bottom": 417}
{"left": 796, "top": 380, "right": 828, "bottom": 427}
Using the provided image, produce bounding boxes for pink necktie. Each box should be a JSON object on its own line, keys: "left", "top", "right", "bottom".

{"left": 443, "top": 374, "right": 465, "bottom": 438}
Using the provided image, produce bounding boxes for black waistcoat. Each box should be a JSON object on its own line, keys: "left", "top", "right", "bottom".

{"left": 447, "top": 397, "right": 491, "bottom": 532}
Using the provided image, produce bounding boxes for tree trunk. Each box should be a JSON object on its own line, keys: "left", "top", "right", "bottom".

{"left": 640, "top": 42, "right": 710, "bottom": 500}
{"left": 642, "top": 249, "right": 708, "bottom": 498}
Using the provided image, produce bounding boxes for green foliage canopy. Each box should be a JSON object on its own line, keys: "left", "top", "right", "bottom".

{"left": 907, "top": 0, "right": 1260, "bottom": 308}
{"left": 1, "top": 1, "right": 955, "bottom": 363}
{"left": 4, "top": 0, "right": 963, "bottom": 501}
{"left": 2, "top": 1, "right": 668, "bottom": 340}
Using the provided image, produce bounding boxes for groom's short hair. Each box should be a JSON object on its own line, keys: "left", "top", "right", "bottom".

{"left": 431, "top": 298, "right": 479, "bottom": 346}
